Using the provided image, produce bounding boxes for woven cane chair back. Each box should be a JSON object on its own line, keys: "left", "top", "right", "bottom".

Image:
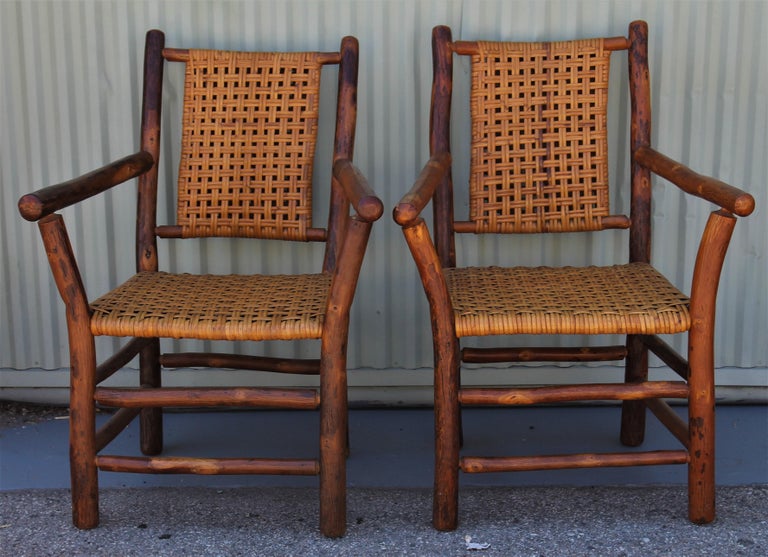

{"left": 176, "top": 50, "right": 323, "bottom": 240}
{"left": 468, "top": 39, "right": 612, "bottom": 233}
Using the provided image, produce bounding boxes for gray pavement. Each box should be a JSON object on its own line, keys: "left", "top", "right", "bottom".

{"left": 1, "top": 405, "right": 767, "bottom": 555}
{"left": 2, "top": 485, "right": 767, "bottom": 556}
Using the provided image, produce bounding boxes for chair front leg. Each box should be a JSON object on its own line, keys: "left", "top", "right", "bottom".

{"left": 686, "top": 209, "right": 738, "bottom": 524}
{"left": 317, "top": 218, "right": 373, "bottom": 538}
{"left": 433, "top": 336, "right": 461, "bottom": 531}
{"left": 68, "top": 323, "right": 100, "bottom": 529}
{"left": 38, "top": 215, "right": 100, "bottom": 529}
{"left": 687, "top": 336, "right": 715, "bottom": 524}
{"left": 319, "top": 323, "right": 349, "bottom": 538}
{"left": 400, "top": 219, "right": 461, "bottom": 530}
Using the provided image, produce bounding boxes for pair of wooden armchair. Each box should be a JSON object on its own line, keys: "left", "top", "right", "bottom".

{"left": 19, "top": 21, "right": 754, "bottom": 537}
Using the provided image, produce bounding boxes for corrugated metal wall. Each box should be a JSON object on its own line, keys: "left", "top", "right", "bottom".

{"left": 2, "top": 1, "right": 766, "bottom": 391}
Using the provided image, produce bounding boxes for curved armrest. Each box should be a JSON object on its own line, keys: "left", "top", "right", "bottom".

{"left": 393, "top": 152, "right": 451, "bottom": 227}
{"left": 18, "top": 151, "right": 154, "bottom": 222}
{"left": 635, "top": 146, "right": 755, "bottom": 217}
{"left": 332, "top": 159, "right": 384, "bottom": 222}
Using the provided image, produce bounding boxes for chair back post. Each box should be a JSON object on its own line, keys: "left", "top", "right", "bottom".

{"left": 134, "top": 29, "right": 165, "bottom": 455}
{"left": 628, "top": 20, "right": 652, "bottom": 264}
{"left": 623, "top": 20, "right": 654, "bottom": 449}
{"left": 136, "top": 29, "right": 165, "bottom": 273}
{"left": 431, "top": 25, "right": 456, "bottom": 268}
{"left": 325, "top": 36, "right": 359, "bottom": 274}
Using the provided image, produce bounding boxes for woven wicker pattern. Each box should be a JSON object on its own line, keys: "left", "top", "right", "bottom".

{"left": 444, "top": 263, "right": 690, "bottom": 337}
{"left": 176, "top": 50, "right": 323, "bottom": 240}
{"left": 90, "top": 272, "right": 331, "bottom": 341}
{"left": 468, "top": 39, "right": 612, "bottom": 233}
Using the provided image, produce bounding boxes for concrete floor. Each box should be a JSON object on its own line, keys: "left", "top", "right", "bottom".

{"left": 1, "top": 405, "right": 766, "bottom": 555}
{"left": 2, "top": 406, "right": 766, "bottom": 490}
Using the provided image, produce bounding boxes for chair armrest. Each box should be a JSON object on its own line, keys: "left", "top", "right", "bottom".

{"left": 18, "top": 151, "right": 155, "bottom": 222}
{"left": 393, "top": 152, "right": 451, "bottom": 226}
{"left": 332, "top": 159, "right": 384, "bottom": 222}
{"left": 635, "top": 146, "right": 755, "bottom": 217}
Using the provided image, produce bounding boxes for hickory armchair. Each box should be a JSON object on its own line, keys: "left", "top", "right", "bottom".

{"left": 394, "top": 21, "right": 755, "bottom": 531}
{"left": 19, "top": 31, "right": 382, "bottom": 538}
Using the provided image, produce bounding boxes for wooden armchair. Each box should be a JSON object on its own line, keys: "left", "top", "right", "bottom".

{"left": 18, "top": 31, "right": 382, "bottom": 538}
{"left": 394, "top": 21, "right": 755, "bottom": 531}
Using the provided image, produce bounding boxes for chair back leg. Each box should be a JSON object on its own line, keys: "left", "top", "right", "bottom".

{"left": 139, "top": 339, "right": 163, "bottom": 455}
{"left": 620, "top": 334, "right": 649, "bottom": 446}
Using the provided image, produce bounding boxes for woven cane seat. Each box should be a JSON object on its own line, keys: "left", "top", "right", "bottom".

{"left": 468, "top": 39, "right": 612, "bottom": 233}
{"left": 444, "top": 263, "right": 690, "bottom": 337}
{"left": 90, "top": 272, "right": 332, "bottom": 341}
